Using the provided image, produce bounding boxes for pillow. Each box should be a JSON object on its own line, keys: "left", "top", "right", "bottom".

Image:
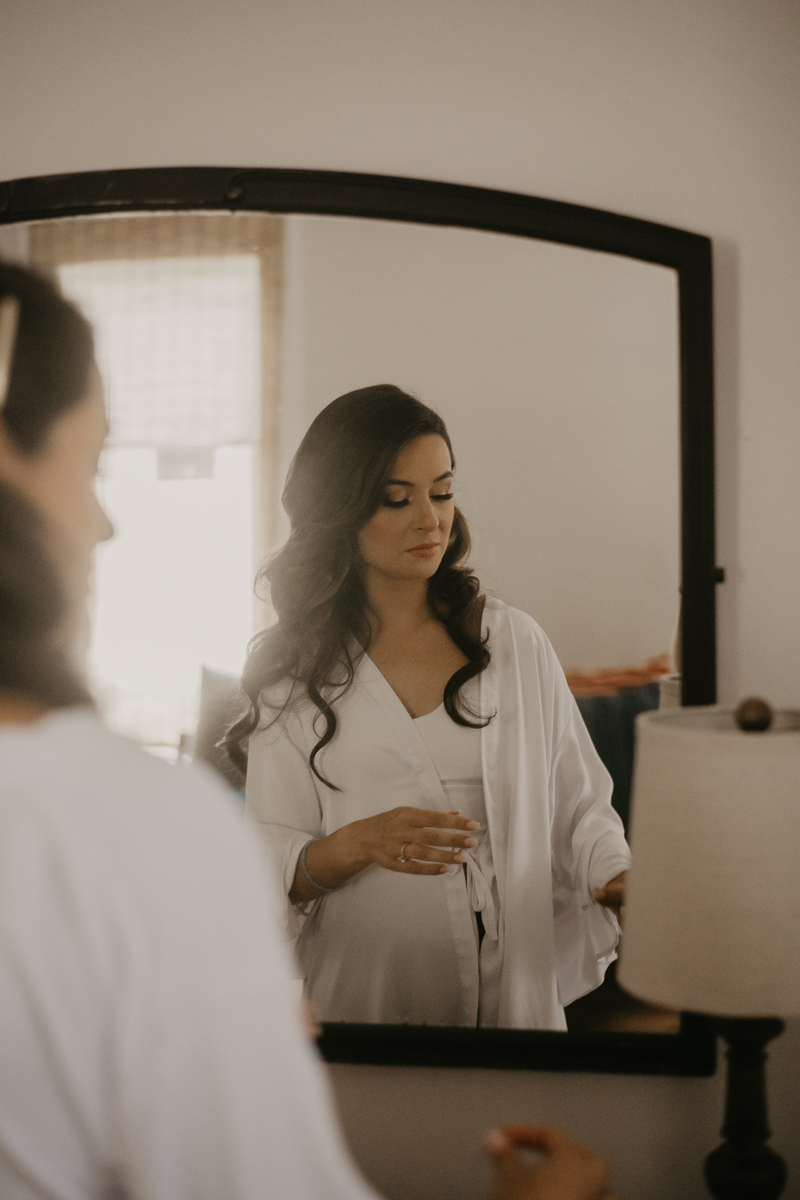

{"left": 192, "top": 666, "right": 246, "bottom": 792}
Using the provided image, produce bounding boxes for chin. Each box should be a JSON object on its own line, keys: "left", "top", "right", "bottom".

{"left": 406, "top": 559, "right": 443, "bottom": 579}
{"left": 369, "top": 553, "right": 444, "bottom": 582}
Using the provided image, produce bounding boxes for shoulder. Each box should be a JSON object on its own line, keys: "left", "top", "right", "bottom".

{"left": 1, "top": 711, "right": 295, "bottom": 1013}
{"left": 480, "top": 605, "right": 577, "bottom": 743}
{"left": 251, "top": 645, "right": 365, "bottom": 737}
{"left": 256, "top": 672, "right": 298, "bottom": 705}
{"left": 483, "top": 597, "right": 555, "bottom": 658}
{"left": 255, "top": 670, "right": 333, "bottom": 725}
{"left": 250, "top": 677, "right": 315, "bottom": 755}
{"left": 0, "top": 706, "right": 156, "bottom": 798}
{"left": 0, "top": 707, "right": 256, "bottom": 884}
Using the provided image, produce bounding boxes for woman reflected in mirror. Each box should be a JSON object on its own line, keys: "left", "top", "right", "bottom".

{"left": 228, "top": 385, "right": 630, "bottom": 1029}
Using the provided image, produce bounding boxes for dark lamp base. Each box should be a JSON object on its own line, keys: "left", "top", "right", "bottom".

{"left": 704, "top": 1017, "right": 786, "bottom": 1200}
{"left": 705, "top": 1143, "right": 787, "bottom": 1200}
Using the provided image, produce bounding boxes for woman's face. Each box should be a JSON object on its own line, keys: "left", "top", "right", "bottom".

{"left": 358, "top": 434, "right": 455, "bottom": 584}
{"left": 0, "top": 364, "right": 113, "bottom": 633}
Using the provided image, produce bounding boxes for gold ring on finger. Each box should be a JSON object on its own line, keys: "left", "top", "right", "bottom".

{"left": 397, "top": 842, "right": 410, "bottom": 863}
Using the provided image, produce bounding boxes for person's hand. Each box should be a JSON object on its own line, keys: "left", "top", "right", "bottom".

{"left": 592, "top": 871, "right": 627, "bottom": 925}
{"left": 339, "top": 806, "right": 480, "bottom": 875}
{"left": 486, "top": 1126, "right": 616, "bottom": 1200}
{"left": 291, "top": 808, "right": 480, "bottom": 901}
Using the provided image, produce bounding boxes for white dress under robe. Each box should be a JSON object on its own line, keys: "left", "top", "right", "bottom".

{"left": 245, "top": 598, "right": 631, "bottom": 1030}
{"left": 412, "top": 694, "right": 504, "bottom": 1027}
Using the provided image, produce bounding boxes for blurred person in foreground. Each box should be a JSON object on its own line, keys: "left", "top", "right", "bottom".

{"left": 0, "top": 260, "right": 616, "bottom": 1200}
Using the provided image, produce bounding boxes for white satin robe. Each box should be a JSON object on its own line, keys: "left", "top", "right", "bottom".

{"left": 245, "top": 599, "right": 630, "bottom": 1029}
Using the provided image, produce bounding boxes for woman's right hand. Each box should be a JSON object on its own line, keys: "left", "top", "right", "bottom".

{"left": 341, "top": 805, "right": 480, "bottom": 875}
{"left": 486, "top": 1127, "right": 616, "bottom": 1200}
{"left": 290, "top": 807, "right": 479, "bottom": 901}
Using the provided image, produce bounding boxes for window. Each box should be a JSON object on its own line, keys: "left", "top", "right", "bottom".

{"left": 30, "top": 214, "right": 282, "bottom": 751}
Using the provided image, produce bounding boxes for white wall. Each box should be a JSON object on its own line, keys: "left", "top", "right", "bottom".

{"left": 2, "top": 1, "right": 799, "bottom": 1194}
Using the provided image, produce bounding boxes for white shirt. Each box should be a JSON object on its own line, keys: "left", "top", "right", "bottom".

{"left": 0, "top": 708, "right": 379, "bottom": 1200}
{"left": 246, "top": 599, "right": 630, "bottom": 1030}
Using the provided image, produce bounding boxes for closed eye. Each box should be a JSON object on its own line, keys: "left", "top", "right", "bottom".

{"left": 382, "top": 492, "right": 453, "bottom": 509}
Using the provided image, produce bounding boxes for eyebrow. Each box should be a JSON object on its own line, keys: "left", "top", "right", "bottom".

{"left": 386, "top": 471, "right": 454, "bottom": 487}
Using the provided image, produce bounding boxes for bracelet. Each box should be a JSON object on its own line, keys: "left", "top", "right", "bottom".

{"left": 299, "top": 839, "right": 343, "bottom": 894}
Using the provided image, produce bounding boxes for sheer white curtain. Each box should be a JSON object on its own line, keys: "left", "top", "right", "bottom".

{"left": 30, "top": 214, "right": 282, "bottom": 750}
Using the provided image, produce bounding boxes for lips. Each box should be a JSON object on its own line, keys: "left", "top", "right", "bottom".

{"left": 407, "top": 542, "right": 440, "bottom": 557}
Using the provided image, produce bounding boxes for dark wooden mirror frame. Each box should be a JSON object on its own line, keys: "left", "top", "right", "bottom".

{"left": 0, "top": 166, "right": 718, "bottom": 1076}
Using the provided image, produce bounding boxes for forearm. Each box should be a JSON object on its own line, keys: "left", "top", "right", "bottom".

{"left": 289, "top": 825, "right": 371, "bottom": 903}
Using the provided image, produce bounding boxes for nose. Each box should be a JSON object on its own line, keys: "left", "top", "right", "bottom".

{"left": 414, "top": 495, "right": 439, "bottom": 532}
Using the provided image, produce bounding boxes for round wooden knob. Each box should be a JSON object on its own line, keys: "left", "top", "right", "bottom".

{"left": 735, "top": 697, "right": 773, "bottom": 732}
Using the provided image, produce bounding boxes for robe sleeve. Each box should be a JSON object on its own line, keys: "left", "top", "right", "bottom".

{"left": 544, "top": 642, "right": 632, "bottom": 1006}
{"left": 245, "top": 705, "right": 323, "bottom": 940}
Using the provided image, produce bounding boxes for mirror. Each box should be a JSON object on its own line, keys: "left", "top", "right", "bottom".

{"left": 0, "top": 168, "right": 717, "bottom": 1075}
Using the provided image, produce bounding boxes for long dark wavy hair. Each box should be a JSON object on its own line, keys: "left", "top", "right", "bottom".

{"left": 224, "top": 385, "right": 491, "bottom": 786}
{"left": 0, "top": 261, "right": 95, "bottom": 710}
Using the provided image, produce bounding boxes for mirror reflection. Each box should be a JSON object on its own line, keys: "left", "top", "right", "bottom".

{"left": 235, "top": 387, "right": 631, "bottom": 1031}
{"left": 0, "top": 210, "right": 681, "bottom": 1033}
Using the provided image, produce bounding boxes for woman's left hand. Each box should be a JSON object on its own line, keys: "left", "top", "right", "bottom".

{"left": 592, "top": 871, "right": 627, "bottom": 924}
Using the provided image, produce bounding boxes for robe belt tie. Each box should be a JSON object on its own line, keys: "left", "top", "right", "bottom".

{"left": 462, "top": 839, "right": 499, "bottom": 941}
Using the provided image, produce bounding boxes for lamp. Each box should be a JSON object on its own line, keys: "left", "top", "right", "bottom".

{"left": 618, "top": 701, "right": 800, "bottom": 1199}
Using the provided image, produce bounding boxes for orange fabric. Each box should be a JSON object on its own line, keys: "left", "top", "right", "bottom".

{"left": 565, "top": 654, "right": 671, "bottom": 698}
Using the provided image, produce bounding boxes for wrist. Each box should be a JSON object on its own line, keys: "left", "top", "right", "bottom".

{"left": 330, "top": 821, "right": 373, "bottom": 875}
{"left": 299, "top": 839, "right": 343, "bottom": 895}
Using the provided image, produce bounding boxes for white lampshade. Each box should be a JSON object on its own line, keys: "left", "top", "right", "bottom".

{"left": 618, "top": 706, "right": 800, "bottom": 1018}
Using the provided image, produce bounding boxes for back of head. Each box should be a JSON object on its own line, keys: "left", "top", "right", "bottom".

{"left": 0, "top": 261, "right": 94, "bottom": 710}
{"left": 0, "top": 261, "right": 94, "bottom": 453}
